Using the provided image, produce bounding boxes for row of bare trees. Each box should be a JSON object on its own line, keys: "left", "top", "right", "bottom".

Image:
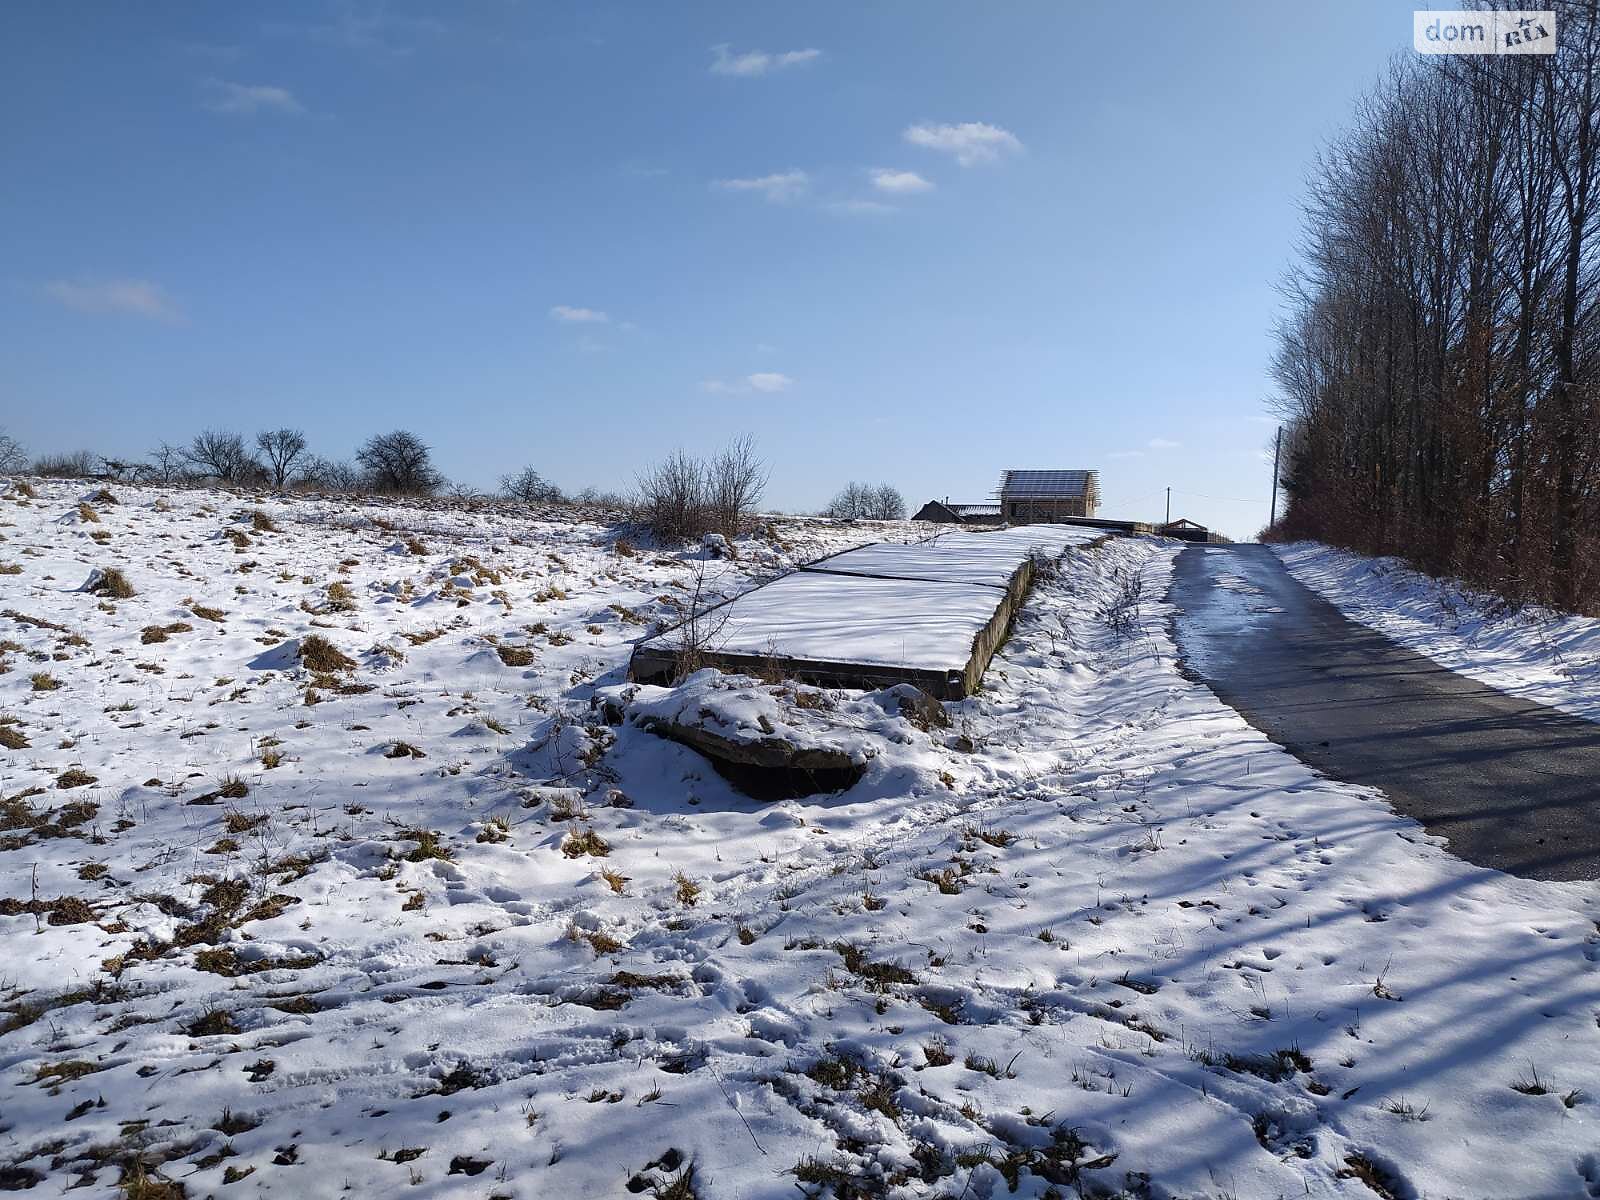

{"left": 19, "top": 428, "right": 446, "bottom": 497}
{"left": 822, "top": 480, "right": 907, "bottom": 520}
{"left": 1272, "top": 0, "right": 1600, "bottom": 614}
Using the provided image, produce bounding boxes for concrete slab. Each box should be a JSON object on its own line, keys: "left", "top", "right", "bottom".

{"left": 628, "top": 525, "right": 1110, "bottom": 698}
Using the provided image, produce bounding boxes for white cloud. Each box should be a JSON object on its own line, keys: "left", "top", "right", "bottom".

{"left": 702, "top": 372, "right": 796, "bottom": 394}
{"left": 43, "top": 279, "right": 183, "bottom": 323}
{"left": 549, "top": 305, "right": 609, "bottom": 324}
{"left": 1107, "top": 450, "right": 1145, "bottom": 460}
{"left": 714, "top": 170, "right": 809, "bottom": 203}
{"left": 202, "top": 79, "right": 304, "bottom": 115}
{"left": 903, "top": 121, "right": 1022, "bottom": 167}
{"left": 870, "top": 168, "right": 933, "bottom": 194}
{"left": 709, "top": 44, "right": 821, "bottom": 77}
{"left": 1148, "top": 437, "right": 1182, "bottom": 450}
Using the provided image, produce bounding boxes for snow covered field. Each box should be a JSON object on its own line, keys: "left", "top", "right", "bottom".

{"left": 2, "top": 483, "right": 1598, "bottom": 1199}
{"left": 1273, "top": 543, "right": 1600, "bottom": 725}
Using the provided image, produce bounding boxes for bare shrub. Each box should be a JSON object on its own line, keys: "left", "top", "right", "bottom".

{"left": 501, "top": 466, "right": 564, "bottom": 505}
{"left": 294, "top": 456, "right": 362, "bottom": 494}
{"left": 33, "top": 450, "right": 100, "bottom": 478}
{"left": 1099, "top": 565, "right": 1145, "bottom": 638}
{"left": 706, "top": 434, "right": 767, "bottom": 539}
{"left": 356, "top": 430, "right": 442, "bottom": 496}
{"left": 668, "top": 558, "right": 732, "bottom": 681}
{"left": 636, "top": 449, "right": 707, "bottom": 542}
{"left": 637, "top": 437, "right": 765, "bottom": 542}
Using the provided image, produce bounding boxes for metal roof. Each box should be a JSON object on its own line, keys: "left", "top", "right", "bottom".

{"left": 996, "top": 469, "right": 1097, "bottom": 499}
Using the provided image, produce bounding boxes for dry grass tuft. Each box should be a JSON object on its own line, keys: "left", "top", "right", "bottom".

{"left": 298, "top": 634, "right": 355, "bottom": 674}
{"left": 496, "top": 643, "right": 536, "bottom": 667}
{"left": 250, "top": 509, "right": 277, "bottom": 532}
{"left": 189, "top": 604, "right": 226, "bottom": 623}
{"left": 89, "top": 566, "right": 135, "bottom": 599}
{"left": 56, "top": 768, "right": 99, "bottom": 790}
{"left": 673, "top": 872, "right": 701, "bottom": 907}
{"left": 140, "top": 622, "right": 193, "bottom": 645}
{"left": 30, "top": 672, "right": 62, "bottom": 692}
{"left": 562, "top": 826, "right": 610, "bottom": 858}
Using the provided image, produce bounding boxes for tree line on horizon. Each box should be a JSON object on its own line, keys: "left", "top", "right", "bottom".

{"left": 1271, "top": 0, "right": 1600, "bottom": 614}
{"left": 0, "top": 426, "right": 908, "bottom": 540}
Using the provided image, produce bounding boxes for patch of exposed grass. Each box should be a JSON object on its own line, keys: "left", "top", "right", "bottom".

{"left": 56, "top": 767, "right": 98, "bottom": 790}
{"left": 140, "top": 622, "right": 193, "bottom": 644}
{"left": 186, "top": 1009, "right": 240, "bottom": 1037}
{"left": 298, "top": 634, "right": 355, "bottom": 673}
{"left": 325, "top": 581, "right": 357, "bottom": 612}
{"left": 401, "top": 829, "right": 453, "bottom": 862}
{"left": 496, "top": 643, "right": 536, "bottom": 667}
{"left": 88, "top": 566, "right": 134, "bottom": 598}
{"left": 30, "top": 672, "right": 62, "bottom": 692}
{"left": 562, "top": 826, "right": 610, "bottom": 858}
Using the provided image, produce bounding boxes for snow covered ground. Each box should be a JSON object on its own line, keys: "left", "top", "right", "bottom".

{"left": 1273, "top": 542, "right": 1600, "bottom": 725}
{"left": 2, "top": 483, "right": 1598, "bottom": 1199}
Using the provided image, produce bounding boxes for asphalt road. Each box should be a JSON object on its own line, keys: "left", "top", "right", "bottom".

{"left": 1170, "top": 543, "right": 1600, "bottom": 882}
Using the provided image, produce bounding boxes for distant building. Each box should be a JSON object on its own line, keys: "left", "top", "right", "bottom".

{"left": 912, "top": 500, "right": 1003, "bottom": 524}
{"left": 1158, "top": 517, "right": 1229, "bottom": 543}
{"left": 994, "top": 469, "right": 1100, "bottom": 523}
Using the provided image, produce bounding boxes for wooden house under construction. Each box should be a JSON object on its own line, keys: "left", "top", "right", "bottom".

{"left": 994, "top": 469, "right": 1100, "bottom": 523}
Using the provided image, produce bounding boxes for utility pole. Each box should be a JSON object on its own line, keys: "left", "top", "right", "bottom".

{"left": 1269, "top": 426, "right": 1282, "bottom": 526}
{"left": 1164, "top": 487, "right": 1171, "bottom": 525}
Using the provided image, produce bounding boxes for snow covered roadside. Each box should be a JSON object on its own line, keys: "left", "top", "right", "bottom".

{"left": 1272, "top": 542, "right": 1600, "bottom": 725}
{"left": 2, "top": 484, "right": 1598, "bottom": 1199}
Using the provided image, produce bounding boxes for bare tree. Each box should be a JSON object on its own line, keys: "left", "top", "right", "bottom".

{"left": 143, "top": 442, "right": 190, "bottom": 485}
{"left": 186, "top": 430, "right": 259, "bottom": 483}
{"left": 871, "top": 483, "right": 907, "bottom": 520}
{"left": 500, "top": 465, "right": 564, "bottom": 505}
{"left": 1272, "top": 3, "right": 1600, "bottom": 615}
{"left": 0, "top": 430, "right": 25, "bottom": 475}
{"left": 355, "top": 429, "right": 442, "bottom": 495}
{"left": 255, "top": 428, "right": 309, "bottom": 489}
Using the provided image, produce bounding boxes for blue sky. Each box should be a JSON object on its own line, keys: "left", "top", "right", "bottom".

{"left": 2, "top": 2, "right": 1409, "bottom": 536}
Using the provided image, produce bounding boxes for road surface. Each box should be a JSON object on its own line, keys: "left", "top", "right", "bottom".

{"left": 1170, "top": 543, "right": 1600, "bottom": 881}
